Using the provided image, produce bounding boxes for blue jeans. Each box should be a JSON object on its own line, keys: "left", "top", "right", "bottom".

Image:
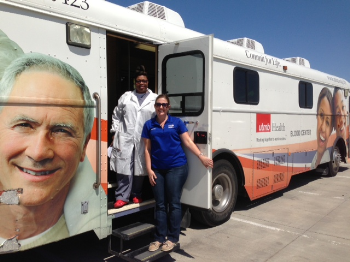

{"left": 152, "top": 164, "right": 188, "bottom": 243}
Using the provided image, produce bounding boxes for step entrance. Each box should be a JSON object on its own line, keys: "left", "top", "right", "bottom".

{"left": 108, "top": 222, "right": 180, "bottom": 262}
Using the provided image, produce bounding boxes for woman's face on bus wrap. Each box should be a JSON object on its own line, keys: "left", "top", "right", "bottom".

{"left": 317, "top": 96, "right": 332, "bottom": 155}
{"left": 334, "top": 90, "right": 347, "bottom": 141}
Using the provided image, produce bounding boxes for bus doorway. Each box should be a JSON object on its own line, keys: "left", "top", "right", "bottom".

{"left": 106, "top": 33, "right": 157, "bottom": 209}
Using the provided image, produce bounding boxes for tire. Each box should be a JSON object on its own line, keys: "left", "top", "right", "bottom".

{"left": 192, "top": 159, "right": 238, "bottom": 227}
{"left": 328, "top": 146, "right": 340, "bottom": 177}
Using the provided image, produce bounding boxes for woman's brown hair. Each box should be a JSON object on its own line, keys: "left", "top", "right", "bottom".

{"left": 156, "top": 94, "right": 170, "bottom": 105}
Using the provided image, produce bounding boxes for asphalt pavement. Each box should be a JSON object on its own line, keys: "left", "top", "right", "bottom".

{"left": 2, "top": 164, "right": 350, "bottom": 262}
{"left": 167, "top": 164, "right": 350, "bottom": 262}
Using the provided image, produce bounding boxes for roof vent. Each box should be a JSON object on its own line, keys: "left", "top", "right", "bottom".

{"left": 227, "top": 37, "right": 264, "bottom": 53}
{"left": 283, "top": 57, "right": 310, "bottom": 68}
{"left": 127, "top": 1, "right": 185, "bottom": 27}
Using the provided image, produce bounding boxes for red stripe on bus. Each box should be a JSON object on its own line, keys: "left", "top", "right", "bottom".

{"left": 90, "top": 118, "right": 108, "bottom": 142}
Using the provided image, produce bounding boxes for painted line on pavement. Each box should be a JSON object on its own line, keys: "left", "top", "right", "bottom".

{"left": 298, "top": 191, "right": 320, "bottom": 195}
{"left": 231, "top": 217, "right": 303, "bottom": 236}
{"left": 231, "top": 217, "right": 350, "bottom": 247}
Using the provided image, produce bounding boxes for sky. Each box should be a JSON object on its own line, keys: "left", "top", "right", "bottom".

{"left": 108, "top": 0, "right": 349, "bottom": 82}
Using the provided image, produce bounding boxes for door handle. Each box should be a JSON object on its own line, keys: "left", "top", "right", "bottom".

{"left": 183, "top": 120, "right": 199, "bottom": 125}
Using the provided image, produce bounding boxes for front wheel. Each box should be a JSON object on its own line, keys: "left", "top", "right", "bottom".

{"left": 192, "top": 159, "right": 238, "bottom": 227}
{"left": 328, "top": 146, "right": 340, "bottom": 177}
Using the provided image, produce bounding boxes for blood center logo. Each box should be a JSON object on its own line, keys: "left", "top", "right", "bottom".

{"left": 256, "top": 114, "right": 271, "bottom": 132}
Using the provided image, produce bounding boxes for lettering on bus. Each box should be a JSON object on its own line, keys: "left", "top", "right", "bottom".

{"left": 245, "top": 50, "right": 281, "bottom": 68}
{"left": 52, "top": 0, "right": 89, "bottom": 10}
{"left": 290, "top": 129, "right": 311, "bottom": 137}
{"left": 272, "top": 122, "right": 285, "bottom": 131}
{"left": 327, "top": 76, "right": 346, "bottom": 85}
{"left": 274, "top": 155, "right": 285, "bottom": 166}
{"left": 257, "top": 158, "right": 269, "bottom": 169}
{"left": 274, "top": 173, "right": 285, "bottom": 183}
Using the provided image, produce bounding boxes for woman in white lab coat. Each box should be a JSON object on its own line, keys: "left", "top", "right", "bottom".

{"left": 110, "top": 66, "right": 157, "bottom": 208}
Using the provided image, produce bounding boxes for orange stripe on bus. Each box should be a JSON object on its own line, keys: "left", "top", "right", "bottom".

{"left": 101, "top": 182, "right": 108, "bottom": 195}
{"left": 90, "top": 118, "right": 108, "bottom": 142}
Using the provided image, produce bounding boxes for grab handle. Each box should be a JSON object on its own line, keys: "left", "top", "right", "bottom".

{"left": 93, "top": 92, "right": 101, "bottom": 190}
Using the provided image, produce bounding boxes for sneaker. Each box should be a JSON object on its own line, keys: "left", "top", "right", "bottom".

{"left": 161, "top": 240, "right": 176, "bottom": 252}
{"left": 113, "top": 200, "right": 128, "bottom": 208}
{"left": 133, "top": 197, "right": 143, "bottom": 203}
{"left": 148, "top": 241, "right": 162, "bottom": 252}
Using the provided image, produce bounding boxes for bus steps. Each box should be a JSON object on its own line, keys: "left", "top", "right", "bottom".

{"left": 108, "top": 222, "right": 180, "bottom": 262}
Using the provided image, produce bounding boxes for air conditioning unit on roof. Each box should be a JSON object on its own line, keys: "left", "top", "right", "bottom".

{"left": 127, "top": 1, "right": 185, "bottom": 27}
{"left": 283, "top": 57, "right": 310, "bottom": 68}
{"left": 227, "top": 37, "right": 264, "bottom": 53}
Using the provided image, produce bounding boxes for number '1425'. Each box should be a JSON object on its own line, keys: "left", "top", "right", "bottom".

{"left": 56, "top": 0, "right": 89, "bottom": 10}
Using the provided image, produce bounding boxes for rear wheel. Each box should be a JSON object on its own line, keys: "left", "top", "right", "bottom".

{"left": 328, "top": 146, "right": 340, "bottom": 177}
{"left": 192, "top": 159, "right": 238, "bottom": 227}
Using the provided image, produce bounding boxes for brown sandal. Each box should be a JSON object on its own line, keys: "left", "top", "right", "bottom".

{"left": 148, "top": 241, "right": 162, "bottom": 252}
{"left": 161, "top": 240, "right": 176, "bottom": 251}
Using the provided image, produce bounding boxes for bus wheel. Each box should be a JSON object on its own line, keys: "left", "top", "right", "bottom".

{"left": 192, "top": 159, "right": 238, "bottom": 227}
{"left": 328, "top": 146, "right": 340, "bottom": 177}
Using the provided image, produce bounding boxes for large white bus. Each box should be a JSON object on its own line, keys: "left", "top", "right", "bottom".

{"left": 0, "top": 0, "right": 349, "bottom": 259}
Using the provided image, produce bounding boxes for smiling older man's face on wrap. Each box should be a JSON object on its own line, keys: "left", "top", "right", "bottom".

{"left": 0, "top": 70, "right": 88, "bottom": 207}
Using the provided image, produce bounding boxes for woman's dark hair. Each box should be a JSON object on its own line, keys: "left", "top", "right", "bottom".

{"left": 135, "top": 65, "right": 148, "bottom": 79}
{"left": 332, "top": 87, "right": 342, "bottom": 128}
{"left": 156, "top": 94, "right": 170, "bottom": 105}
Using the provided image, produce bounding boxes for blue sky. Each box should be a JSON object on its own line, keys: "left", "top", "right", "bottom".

{"left": 109, "top": 0, "right": 349, "bottom": 82}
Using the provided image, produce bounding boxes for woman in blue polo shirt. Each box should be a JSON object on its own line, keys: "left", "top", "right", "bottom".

{"left": 142, "top": 94, "right": 213, "bottom": 252}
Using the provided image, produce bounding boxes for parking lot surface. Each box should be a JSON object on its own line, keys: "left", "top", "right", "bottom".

{"left": 2, "top": 164, "right": 350, "bottom": 262}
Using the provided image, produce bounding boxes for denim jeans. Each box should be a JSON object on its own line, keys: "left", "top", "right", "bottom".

{"left": 152, "top": 164, "right": 188, "bottom": 243}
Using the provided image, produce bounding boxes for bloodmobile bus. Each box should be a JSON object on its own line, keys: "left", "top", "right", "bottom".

{"left": 0, "top": 0, "right": 349, "bottom": 260}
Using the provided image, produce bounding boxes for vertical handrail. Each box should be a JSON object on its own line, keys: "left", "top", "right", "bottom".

{"left": 93, "top": 92, "right": 101, "bottom": 190}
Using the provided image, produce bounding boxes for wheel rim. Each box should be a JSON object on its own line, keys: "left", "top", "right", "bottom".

{"left": 212, "top": 172, "right": 232, "bottom": 213}
{"left": 331, "top": 147, "right": 340, "bottom": 174}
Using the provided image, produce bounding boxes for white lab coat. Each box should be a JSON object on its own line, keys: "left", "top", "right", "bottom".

{"left": 110, "top": 89, "right": 157, "bottom": 176}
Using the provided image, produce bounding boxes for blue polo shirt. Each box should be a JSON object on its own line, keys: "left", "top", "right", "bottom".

{"left": 142, "top": 115, "right": 188, "bottom": 169}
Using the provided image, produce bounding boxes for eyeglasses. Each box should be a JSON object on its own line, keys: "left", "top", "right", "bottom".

{"left": 135, "top": 80, "right": 148, "bottom": 84}
{"left": 155, "top": 103, "right": 169, "bottom": 108}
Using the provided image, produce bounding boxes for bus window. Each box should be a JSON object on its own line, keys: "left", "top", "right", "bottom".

{"left": 233, "top": 67, "right": 259, "bottom": 105}
{"left": 162, "top": 51, "right": 204, "bottom": 116}
{"left": 299, "top": 81, "right": 313, "bottom": 108}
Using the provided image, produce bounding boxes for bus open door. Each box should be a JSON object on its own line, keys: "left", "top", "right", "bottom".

{"left": 158, "top": 35, "right": 213, "bottom": 215}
